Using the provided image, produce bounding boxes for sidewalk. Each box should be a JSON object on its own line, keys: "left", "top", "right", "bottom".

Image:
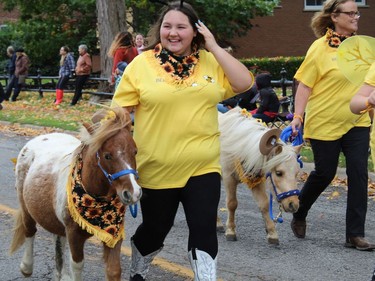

{"left": 302, "top": 161, "right": 375, "bottom": 181}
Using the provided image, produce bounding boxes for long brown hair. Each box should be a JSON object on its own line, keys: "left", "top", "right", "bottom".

{"left": 144, "top": 1, "right": 205, "bottom": 52}
{"left": 310, "top": 0, "right": 354, "bottom": 37}
{"left": 108, "top": 32, "right": 135, "bottom": 58}
{"left": 59, "top": 46, "right": 70, "bottom": 66}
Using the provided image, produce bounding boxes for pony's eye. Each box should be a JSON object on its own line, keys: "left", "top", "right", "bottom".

{"left": 275, "top": 171, "right": 283, "bottom": 177}
{"left": 104, "top": 153, "right": 112, "bottom": 160}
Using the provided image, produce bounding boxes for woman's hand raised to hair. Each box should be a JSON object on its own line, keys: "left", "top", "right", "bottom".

{"left": 195, "top": 20, "right": 219, "bottom": 53}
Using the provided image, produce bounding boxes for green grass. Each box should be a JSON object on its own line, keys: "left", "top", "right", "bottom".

{"left": 300, "top": 145, "right": 373, "bottom": 171}
{"left": 0, "top": 91, "right": 101, "bottom": 131}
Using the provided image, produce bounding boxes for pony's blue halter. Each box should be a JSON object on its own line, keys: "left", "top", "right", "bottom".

{"left": 96, "top": 152, "right": 139, "bottom": 218}
{"left": 96, "top": 152, "right": 139, "bottom": 184}
{"left": 267, "top": 125, "right": 304, "bottom": 223}
{"left": 266, "top": 171, "right": 300, "bottom": 224}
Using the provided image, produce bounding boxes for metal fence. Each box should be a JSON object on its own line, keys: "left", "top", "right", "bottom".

{"left": 0, "top": 68, "right": 297, "bottom": 108}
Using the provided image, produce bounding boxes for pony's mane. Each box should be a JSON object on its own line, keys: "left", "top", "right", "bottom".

{"left": 80, "top": 106, "right": 132, "bottom": 157}
{"left": 219, "top": 107, "right": 297, "bottom": 175}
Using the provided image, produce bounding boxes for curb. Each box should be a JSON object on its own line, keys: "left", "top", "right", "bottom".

{"left": 302, "top": 162, "right": 375, "bottom": 182}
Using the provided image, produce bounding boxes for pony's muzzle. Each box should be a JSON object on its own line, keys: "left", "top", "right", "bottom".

{"left": 281, "top": 196, "right": 299, "bottom": 213}
{"left": 119, "top": 188, "right": 142, "bottom": 205}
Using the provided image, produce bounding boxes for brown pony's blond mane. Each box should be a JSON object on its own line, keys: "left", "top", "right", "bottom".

{"left": 80, "top": 106, "right": 132, "bottom": 157}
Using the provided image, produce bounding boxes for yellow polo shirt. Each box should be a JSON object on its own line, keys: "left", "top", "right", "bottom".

{"left": 295, "top": 36, "right": 370, "bottom": 140}
{"left": 365, "top": 62, "right": 375, "bottom": 86}
{"left": 112, "top": 49, "right": 237, "bottom": 189}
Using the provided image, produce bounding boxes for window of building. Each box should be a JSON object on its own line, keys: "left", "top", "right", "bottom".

{"left": 304, "top": 0, "right": 366, "bottom": 11}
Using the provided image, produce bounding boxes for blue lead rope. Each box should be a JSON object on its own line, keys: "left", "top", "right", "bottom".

{"left": 280, "top": 125, "right": 304, "bottom": 146}
{"left": 129, "top": 204, "right": 138, "bottom": 218}
{"left": 280, "top": 125, "right": 304, "bottom": 168}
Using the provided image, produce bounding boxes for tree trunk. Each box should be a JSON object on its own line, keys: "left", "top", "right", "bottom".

{"left": 96, "top": 0, "right": 126, "bottom": 91}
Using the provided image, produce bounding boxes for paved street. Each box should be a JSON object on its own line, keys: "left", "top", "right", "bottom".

{"left": 1, "top": 128, "right": 375, "bottom": 281}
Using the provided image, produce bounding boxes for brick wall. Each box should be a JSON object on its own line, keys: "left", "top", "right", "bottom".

{"left": 231, "top": 0, "right": 375, "bottom": 59}
{"left": 0, "top": 4, "right": 19, "bottom": 24}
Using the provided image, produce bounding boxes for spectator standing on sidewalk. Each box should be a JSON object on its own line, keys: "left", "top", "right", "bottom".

{"left": 11, "top": 48, "right": 30, "bottom": 102}
{"left": 54, "top": 46, "right": 75, "bottom": 105}
{"left": 289, "top": 0, "right": 375, "bottom": 251}
{"left": 4, "top": 46, "right": 16, "bottom": 101}
{"left": 70, "top": 44, "right": 91, "bottom": 106}
{"left": 108, "top": 32, "right": 138, "bottom": 86}
{"left": 135, "top": 33, "right": 145, "bottom": 54}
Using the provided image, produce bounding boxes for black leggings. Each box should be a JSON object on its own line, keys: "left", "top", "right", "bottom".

{"left": 56, "top": 75, "right": 70, "bottom": 90}
{"left": 132, "top": 172, "right": 221, "bottom": 259}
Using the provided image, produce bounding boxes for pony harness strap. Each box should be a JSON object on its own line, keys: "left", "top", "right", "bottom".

{"left": 234, "top": 159, "right": 265, "bottom": 189}
{"left": 66, "top": 153, "right": 125, "bottom": 248}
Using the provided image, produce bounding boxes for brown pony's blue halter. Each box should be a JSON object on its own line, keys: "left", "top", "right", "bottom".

{"left": 96, "top": 152, "right": 139, "bottom": 218}
{"left": 96, "top": 152, "right": 139, "bottom": 184}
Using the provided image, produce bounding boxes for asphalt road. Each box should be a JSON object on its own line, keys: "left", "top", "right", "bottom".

{"left": 1, "top": 129, "right": 375, "bottom": 281}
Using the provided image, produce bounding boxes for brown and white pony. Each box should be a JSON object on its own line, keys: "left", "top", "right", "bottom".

{"left": 9, "top": 107, "right": 142, "bottom": 280}
{"left": 218, "top": 107, "right": 302, "bottom": 244}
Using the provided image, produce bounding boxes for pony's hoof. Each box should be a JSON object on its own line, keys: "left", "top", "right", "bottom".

{"left": 268, "top": 237, "right": 280, "bottom": 245}
{"left": 216, "top": 225, "right": 225, "bottom": 233}
{"left": 225, "top": 234, "right": 237, "bottom": 241}
{"left": 20, "top": 261, "right": 33, "bottom": 277}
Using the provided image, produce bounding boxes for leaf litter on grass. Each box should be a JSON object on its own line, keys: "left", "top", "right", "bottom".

{"left": 2, "top": 92, "right": 375, "bottom": 200}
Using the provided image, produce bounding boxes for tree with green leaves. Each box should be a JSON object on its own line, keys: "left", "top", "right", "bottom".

{"left": 0, "top": 0, "right": 97, "bottom": 75}
{"left": 0, "top": 0, "right": 280, "bottom": 77}
{"left": 127, "top": 0, "right": 280, "bottom": 47}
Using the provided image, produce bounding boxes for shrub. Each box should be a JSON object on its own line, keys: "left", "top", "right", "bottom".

{"left": 240, "top": 56, "right": 305, "bottom": 80}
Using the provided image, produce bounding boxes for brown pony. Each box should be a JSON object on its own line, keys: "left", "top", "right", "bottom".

{"left": 9, "top": 107, "right": 142, "bottom": 280}
{"left": 217, "top": 108, "right": 302, "bottom": 244}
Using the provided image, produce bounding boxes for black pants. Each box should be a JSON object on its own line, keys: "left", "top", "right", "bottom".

{"left": 56, "top": 75, "right": 70, "bottom": 90}
{"left": 4, "top": 74, "right": 15, "bottom": 100}
{"left": 132, "top": 172, "right": 221, "bottom": 259}
{"left": 12, "top": 77, "right": 21, "bottom": 101}
{"left": 0, "top": 83, "right": 5, "bottom": 103}
{"left": 294, "top": 126, "right": 370, "bottom": 238}
{"left": 71, "top": 75, "right": 89, "bottom": 105}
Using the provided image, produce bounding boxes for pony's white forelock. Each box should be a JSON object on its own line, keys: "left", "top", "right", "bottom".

{"left": 219, "top": 107, "right": 296, "bottom": 175}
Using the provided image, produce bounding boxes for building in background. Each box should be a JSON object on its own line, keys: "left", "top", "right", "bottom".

{"left": 1, "top": 1, "right": 373, "bottom": 60}
{"left": 231, "top": 0, "right": 374, "bottom": 58}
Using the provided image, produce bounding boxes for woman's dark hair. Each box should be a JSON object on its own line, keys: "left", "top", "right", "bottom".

{"left": 144, "top": 1, "right": 205, "bottom": 52}
{"left": 108, "top": 32, "right": 135, "bottom": 57}
{"left": 62, "top": 46, "right": 70, "bottom": 53}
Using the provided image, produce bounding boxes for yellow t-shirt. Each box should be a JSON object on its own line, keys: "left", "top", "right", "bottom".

{"left": 365, "top": 62, "right": 375, "bottom": 86}
{"left": 294, "top": 36, "right": 370, "bottom": 141}
{"left": 112, "top": 49, "right": 236, "bottom": 189}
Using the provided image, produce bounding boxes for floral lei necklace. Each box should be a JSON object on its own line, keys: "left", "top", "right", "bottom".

{"left": 154, "top": 43, "right": 199, "bottom": 83}
{"left": 325, "top": 28, "right": 353, "bottom": 48}
{"left": 66, "top": 152, "right": 126, "bottom": 248}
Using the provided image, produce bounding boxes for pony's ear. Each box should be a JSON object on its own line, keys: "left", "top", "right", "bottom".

{"left": 124, "top": 110, "right": 133, "bottom": 131}
{"left": 259, "top": 128, "right": 281, "bottom": 155}
{"left": 268, "top": 145, "right": 283, "bottom": 158}
{"left": 293, "top": 144, "right": 303, "bottom": 154}
{"left": 91, "top": 112, "right": 106, "bottom": 124}
{"left": 83, "top": 122, "right": 95, "bottom": 135}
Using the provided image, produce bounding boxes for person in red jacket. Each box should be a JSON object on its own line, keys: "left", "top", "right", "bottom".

{"left": 11, "top": 47, "right": 30, "bottom": 102}
{"left": 108, "top": 32, "right": 138, "bottom": 85}
{"left": 70, "top": 44, "right": 92, "bottom": 106}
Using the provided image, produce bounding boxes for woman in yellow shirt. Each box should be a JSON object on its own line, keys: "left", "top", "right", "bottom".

{"left": 290, "top": 0, "right": 374, "bottom": 251}
{"left": 112, "top": 1, "right": 253, "bottom": 280}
